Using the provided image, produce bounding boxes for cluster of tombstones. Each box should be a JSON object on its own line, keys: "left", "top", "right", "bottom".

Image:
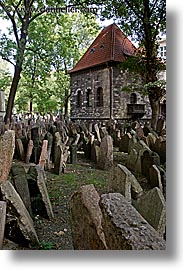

{"left": 0, "top": 115, "right": 166, "bottom": 249}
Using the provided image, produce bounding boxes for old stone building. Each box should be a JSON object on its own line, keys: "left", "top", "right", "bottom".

{"left": 69, "top": 23, "right": 151, "bottom": 123}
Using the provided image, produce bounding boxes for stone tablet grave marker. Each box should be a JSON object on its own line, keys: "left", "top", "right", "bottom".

{"left": 109, "top": 164, "right": 143, "bottom": 201}
{"left": 100, "top": 193, "right": 166, "bottom": 250}
{"left": 0, "top": 181, "right": 39, "bottom": 245}
{"left": 98, "top": 135, "right": 113, "bottom": 170}
{"left": 135, "top": 187, "right": 166, "bottom": 236}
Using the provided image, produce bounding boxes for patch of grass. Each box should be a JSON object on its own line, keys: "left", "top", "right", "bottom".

{"left": 41, "top": 241, "right": 55, "bottom": 250}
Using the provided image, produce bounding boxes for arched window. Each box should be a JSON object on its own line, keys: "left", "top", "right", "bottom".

{"left": 86, "top": 88, "right": 92, "bottom": 107}
{"left": 96, "top": 87, "right": 103, "bottom": 107}
{"left": 130, "top": 93, "right": 137, "bottom": 104}
{"left": 77, "top": 90, "right": 82, "bottom": 107}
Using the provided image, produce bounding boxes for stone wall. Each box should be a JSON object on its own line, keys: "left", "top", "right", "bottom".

{"left": 70, "top": 66, "right": 111, "bottom": 120}
{"left": 70, "top": 65, "right": 151, "bottom": 123}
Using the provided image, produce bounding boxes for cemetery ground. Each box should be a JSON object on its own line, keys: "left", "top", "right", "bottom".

{"left": 2, "top": 150, "right": 149, "bottom": 250}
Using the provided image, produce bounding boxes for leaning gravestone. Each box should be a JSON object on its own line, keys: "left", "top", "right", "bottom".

{"left": 0, "top": 201, "right": 6, "bottom": 249}
{"left": 97, "top": 135, "right": 113, "bottom": 170}
{"left": 0, "top": 181, "right": 39, "bottom": 245}
{"left": 11, "top": 163, "right": 32, "bottom": 216}
{"left": 35, "top": 165, "right": 54, "bottom": 219}
{"left": 109, "top": 164, "right": 143, "bottom": 201}
{"left": 0, "top": 130, "right": 15, "bottom": 184}
{"left": 135, "top": 187, "right": 166, "bottom": 236}
{"left": 70, "top": 184, "right": 107, "bottom": 250}
{"left": 100, "top": 193, "right": 166, "bottom": 250}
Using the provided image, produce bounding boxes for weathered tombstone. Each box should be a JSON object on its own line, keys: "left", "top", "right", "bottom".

{"left": 135, "top": 187, "right": 166, "bottom": 236}
{"left": 70, "top": 184, "right": 107, "bottom": 250}
{"left": 31, "top": 126, "right": 41, "bottom": 164}
{"left": 119, "top": 133, "right": 132, "bottom": 153}
{"left": 125, "top": 148, "right": 138, "bottom": 172}
{"left": 0, "top": 181, "right": 39, "bottom": 245}
{"left": 70, "top": 144, "right": 77, "bottom": 164}
{"left": 94, "top": 123, "right": 101, "bottom": 143}
{"left": 0, "top": 130, "right": 15, "bottom": 184}
{"left": 128, "top": 135, "right": 137, "bottom": 153}
{"left": 113, "top": 129, "right": 121, "bottom": 147}
{"left": 100, "top": 193, "right": 166, "bottom": 250}
{"left": 97, "top": 135, "right": 113, "bottom": 170}
{"left": 39, "top": 140, "right": 48, "bottom": 169}
{"left": 91, "top": 140, "right": 100, "bottom": 163}
{"left": 149, "top": 165, "right": 163, "bottom": 191}
{"left": 45, "top": 132, "right": 53, "bottom": 169}
{"left": 131, "top": 140, "right": 152, "bottom": 174}
{"left": 35, "top": 165, "right": 54, "bottom": 219}
{"left": 99, "top": 127, "right": 108, "bottom": 140}
{"left": 0, "top": 201, "right": 6, "bottom": 249}
{"left": 109, "top": 164, "right": 143, "bottom": 201}
{"left": 135, "top": 122, "right": 144, "bottom": 140}
{"left": 141, "top": 150, "right": 160, "bottom": 179}
{"left": 11, "top": 163, "right": 32, "bottom": 215}
{"left": 146, "top": 133, "right": 157, "bottom": 150}
{"left": 153, "top": 136, "right": 166, "bottom": 163}
{"left": 54, "top": 145, "right": 64, "bottom": 174}
{"left": 25, "top": 139, "right": 33, "bottom": 164}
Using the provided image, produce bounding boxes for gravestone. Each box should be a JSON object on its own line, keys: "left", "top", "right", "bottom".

{"left": 0, "top": 181, "right": 39, "bottom": 245}
{"left": 126, "top": 148, "right": 138, "bottom": 172}
{"left": 0, "top": 201, "right": 6, "bottom": 249}
{"left": 15, "top": 138, "right": 25, "bottom": 161}
{"left": 146, "top": 133, "right": 157, "bottom": 150}
{"left": 100, "top": 193, "right": 166, "bottom": 250}
{"left": 39, "top": 140, "right": 48, "bottom": 169}
{"left": 128, "top": 135, "right": 137, "bottom": 153}
{"left": 91, "top": 140, "right": 100, "bottom": 163}
{"left": 11, "top": 163, "right": 32, "bottom": 215}
{"left": 0, "top": 130, "right": 15, "bottom": 184}
{"left": 25, "top": 139, "right": 33, "bottom": 164}
{"left": 109, "top": 164, "right": 143, "bottom": 201}
{"left": 119, "top": 133, "right": 132, "bottom": 153}
{"left": 97, "top": 135, "right": 113, "bottom": 170}
{"left": 135, "top": 187, "right": 166, "bottom": 236}
{"left": 141, "top": 151, "right": 160, "bottom": 179}
{"left": 70, "top": 184, "right": 107, "bottom": 250}
{"left": 94, "top": 123, "right": 101, "bottom": 143}
{"left": 149, "top": 165, "right": 163, "bottom": 191}
{"left": 54, "top": 145, "right": 65, "bottom": 174}
{"left": 70, "top": 144, "right": 77, "bottom": 164}
{"left": 35, "top": 165, "right": 54, "bottom": 219}
{"left": 31, "top": 126, "right": 41, "bottom": 164}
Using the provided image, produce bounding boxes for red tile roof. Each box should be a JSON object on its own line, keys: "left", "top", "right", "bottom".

{"left": 69, "top": 23, "right": 136, "bottom": 74}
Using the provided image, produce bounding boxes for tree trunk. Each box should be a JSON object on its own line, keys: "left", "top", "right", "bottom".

{"left": 149, "top": 93, "right": 160, "bottom": 130}
{"left": 64, "top": 93, "right": 71, "bottom": 117}
{"left": 4, "top": 65, "right": 22, "bottom": 123}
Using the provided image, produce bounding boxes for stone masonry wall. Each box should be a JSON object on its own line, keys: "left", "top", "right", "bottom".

{"left": 70, "top": 67, "right": 110, "bottom": 120}
{"left": 70, "top": 65, "right": 152, "bottom": 122}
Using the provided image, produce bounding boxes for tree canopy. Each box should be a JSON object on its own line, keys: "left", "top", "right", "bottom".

{"left": 0, "top": 0, "right": 100, "bottom": 119}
